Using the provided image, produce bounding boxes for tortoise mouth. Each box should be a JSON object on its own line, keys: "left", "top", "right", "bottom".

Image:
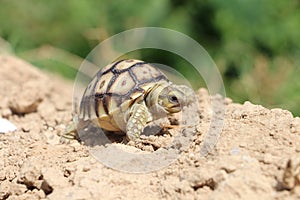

{"left": 166, "top": 104, "right": 181, "bottom": 113}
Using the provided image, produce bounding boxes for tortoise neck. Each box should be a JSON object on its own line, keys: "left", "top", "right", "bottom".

{"left": 145, "top": 82, "right": 170, "bottom": 116}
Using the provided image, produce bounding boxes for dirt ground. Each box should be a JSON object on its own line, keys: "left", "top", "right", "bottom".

{"left": 0, "top": 55, "right": 299, "bottom": 200}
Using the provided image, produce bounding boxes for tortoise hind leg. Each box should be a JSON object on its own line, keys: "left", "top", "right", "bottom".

{"left": 126, "top": 102, "right": 152, "bottom": 141}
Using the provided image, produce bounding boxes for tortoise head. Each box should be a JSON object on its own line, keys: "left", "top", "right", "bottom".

{"left": 158, "top": 86, "right": 183, "bottom": 113}
{"left": 147, "top": 83, "right": 194, "bottom": 115}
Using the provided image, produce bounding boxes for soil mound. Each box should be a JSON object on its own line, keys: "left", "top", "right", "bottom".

{"left": 0, "top": 55, "right": 299, "bottom": 199}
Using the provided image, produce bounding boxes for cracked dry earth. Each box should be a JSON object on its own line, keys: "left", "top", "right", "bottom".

{"left": 0, "top": 55, "right": 300, "bottom": 200}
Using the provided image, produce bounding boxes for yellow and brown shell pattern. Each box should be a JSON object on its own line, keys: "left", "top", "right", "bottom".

{"left": 79, "top": 59, "right": 169, "bottom": 133}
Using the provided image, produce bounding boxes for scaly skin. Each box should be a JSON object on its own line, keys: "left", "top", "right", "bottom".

{"left": 125, "top": 83, "right": 193, "bottom": 141}
{"left": 126, "top": 102, "right": 152, "bottom": 141}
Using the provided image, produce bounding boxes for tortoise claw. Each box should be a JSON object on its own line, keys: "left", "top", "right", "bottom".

{"left": 60, "top": 123, "right": 79, "bottom": 143}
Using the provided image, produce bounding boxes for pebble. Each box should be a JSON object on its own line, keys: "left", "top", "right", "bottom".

{"left": 0, "top": 118, "right": 17, "bottom": 133}
{"left": 9, "top": 96, "right": 42, "bottom": 114}
{"left": 0, "top": 170, "right": 6, "bottom": 181}
{"left": 239, "top": 142, "right": 247, "bottom": 148}
{"left": 1, "top": 108, "right": 12, "bottom": 118}
{"left": 82, "top": 166, "right": 90, "bottom": 172}
{"left": 230, "top": 147, "right": 240, "bottom": 155}
{"left": 225, "top": 97, "right": 233, "bottom": 105}
{"left": 142, "top": 145, "right": 154, "bottom": 152}
{"left": 290, "top": 127, "right": 296, "bottom": 133}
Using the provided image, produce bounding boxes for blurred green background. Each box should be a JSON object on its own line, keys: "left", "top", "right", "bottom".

{"left": 0, "top": 0, "right": 299, "bottom": 116}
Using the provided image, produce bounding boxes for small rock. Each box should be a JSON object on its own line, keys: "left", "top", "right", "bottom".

{"left": 142, "top": 145, "right": 154, "bottom": 152}
{"left": 262, "top": 153, "right": 275, "bottom": 164}
{"left": 18, "top": 163, "right": 43, "bottom": 189}
{"left": 0, "top": 118, "right": 17, "bottom": 133}
{"left": 1, "top": 108, "right": 12, "bottom": 118}
{"left": 8, "top": 80, "right": 46, "bottom": 115}
{"left": 42, "top": 167, "right": 69, "bottom": 188}
{"left": 230, "top": 147, "right": 240, "bottom": 155}
{"left": 290, "top": 127, "right": 296, "bottom": 133}
{"left": 44, "top": 131, "right": 61, "bottom": 145}
{"left": 0, "top": 180, "right": 11, "bottom": 199}
{"left": 32, "top": 188, "right": 46, "bottom": 199}
{"left": 38, "top": 100, "right": 56, "bottom": 120}
{"left": 40, "top": 179, "right": 53, "bottom": 195}
{"left": 6, "top": 169, "right": 17, "bottom": 181}
{"left": 0, "top": 170, "right": 6, "bottom": 181}
{"left": 17, "top": 192, "right": 40, "bottom": 200}
{"left": 213, "top": 170, "right": 227, "bottom": 184}
{"left": 48, "top": 186, "right": 92, "bottom": 200}
{"left": 21, "top": 123, "right": 34, "bottom": 132}
{"left": 9, "top": 97, "right": 42, "bottom": 115}
{"left": 225, "top": 97, "right": 233, "bottom": 105}
{"left": 188, "top": 153, "right": 195, "bottom": 160}
{"left": 9, "top": 182, "right": 27, "bottom": 195}
{"left": 70, "top": 142, "right": 82, "bottom": 152}
{"left": 82, "top": 166, "right": 90, "bottom": 172}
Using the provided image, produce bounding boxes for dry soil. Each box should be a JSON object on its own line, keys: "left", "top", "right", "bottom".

{"left": 0, "top": 55, "right": 300, "bottom": 200}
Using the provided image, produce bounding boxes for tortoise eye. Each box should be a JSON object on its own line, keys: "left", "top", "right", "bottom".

{"left": 169, "top": 95, "right": 179, "bottom": 103}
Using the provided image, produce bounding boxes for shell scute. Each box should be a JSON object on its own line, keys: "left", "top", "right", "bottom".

{"left": 108, "top": 71, "right": 136, "bottom": 95}
{"left": 96, "top": 72, "right": 113, "bottom": 94}
{"left": 79, "top": 59, "right": 169, "bottom": 132}
{"left": 115, "top": 59, "right": 144, "bottom": 71}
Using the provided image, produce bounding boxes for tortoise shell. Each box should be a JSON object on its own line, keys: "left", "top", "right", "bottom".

{"left": 79, "top": 59, "right": 169, "bottom": 132}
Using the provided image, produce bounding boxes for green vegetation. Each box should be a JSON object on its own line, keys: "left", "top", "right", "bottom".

{"left": 0, "top": 0, "right": 299, "bottom": 116}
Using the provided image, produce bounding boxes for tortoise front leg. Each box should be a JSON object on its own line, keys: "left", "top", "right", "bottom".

{"left": 126, "top": 102, "right": 152, "bottom": 141}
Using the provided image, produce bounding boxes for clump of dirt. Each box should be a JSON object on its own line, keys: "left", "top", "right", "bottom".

{"left": 0, "top": 55, "right": 300, "bottom": 199}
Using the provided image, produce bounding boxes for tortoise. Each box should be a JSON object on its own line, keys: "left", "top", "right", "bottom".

{"left": 76, "top": 59, "right": 194, "bottom": 141}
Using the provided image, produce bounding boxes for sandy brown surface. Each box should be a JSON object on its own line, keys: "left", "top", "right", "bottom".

{"left": 0, "top": 55, "right": 300, "bottom": 200}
